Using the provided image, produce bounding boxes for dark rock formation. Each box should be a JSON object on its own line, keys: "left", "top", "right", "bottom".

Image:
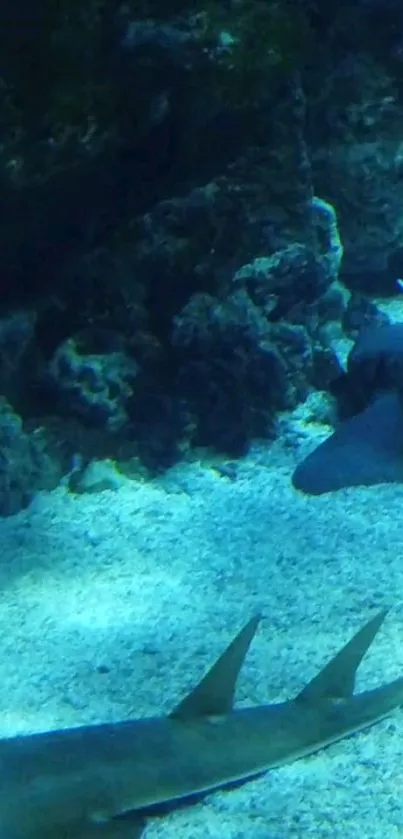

{"left": 1, "top": 0, "right": 403, "bottom": 508}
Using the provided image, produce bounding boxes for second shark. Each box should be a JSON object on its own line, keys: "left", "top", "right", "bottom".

{"left": 0, "top": 609, "right": 402, "bottom": 838}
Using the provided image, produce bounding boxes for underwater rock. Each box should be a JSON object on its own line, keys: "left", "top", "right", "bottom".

{"left": 0, "top": 309, "right": 36, "bottom": 378}
{"left": 233, "top": 243, "right": 325, "bottom": 318}
{"left": 68, "top": 458, "right": 127, "bottom": 495}
{"left": 292, "top": 393, "right": 403, "bottom": 494}
{"left": 311, "top": 47, "right": 402, "bottom": 288}
{"left": 172, "top": 290, "right": 289, "bottom": 453}
{"left": 47, "top": 333, "right": 138, "bottom": 432}
{"left": 0, "top": 309, "right": 37, "bottom": 407}
{"left": 233, "top": 209, "right": 342, "bottom": 321}
{"left": 310, "top": 340, "right": 344, "bottom": 391}
{"left": 0, "top": 398, "right": 58, "bottom": 515}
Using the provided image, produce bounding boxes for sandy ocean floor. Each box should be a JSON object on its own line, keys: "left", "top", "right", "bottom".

{"left": 1, "top": 436, "right": 403, "bottom": 838}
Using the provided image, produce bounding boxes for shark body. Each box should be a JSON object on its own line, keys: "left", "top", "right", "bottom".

{"left": 2, "top": 610, "right": 403, "bottom": 838}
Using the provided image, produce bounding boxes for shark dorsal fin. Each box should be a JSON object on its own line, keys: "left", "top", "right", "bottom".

{"left": 171, "top": 615, "right": 260, "bottom": 720}
{"left": 296, "top": 609, "right": 387, "bottom": 705}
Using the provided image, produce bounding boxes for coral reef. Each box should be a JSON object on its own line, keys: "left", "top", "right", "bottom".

{"left": 1, "top": 0, "right": 403, "bottom": 510}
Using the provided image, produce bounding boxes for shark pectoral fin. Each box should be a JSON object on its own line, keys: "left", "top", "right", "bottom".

{"left": 296, "top": 609, "right": 388, "bottom": 705}
{"left": 170, "top": 614, "right": 260, "bottom": 720}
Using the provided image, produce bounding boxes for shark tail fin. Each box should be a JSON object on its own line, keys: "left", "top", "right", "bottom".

{"left": 296, "top": 609, "right": 387, "bottom": 705}
{"left": 171, "top": 615, "right": 260, "bottom": 720}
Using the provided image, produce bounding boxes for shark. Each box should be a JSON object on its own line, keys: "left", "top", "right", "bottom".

{"left": 1, "top": 609, "right": 403, "bottom": 839}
